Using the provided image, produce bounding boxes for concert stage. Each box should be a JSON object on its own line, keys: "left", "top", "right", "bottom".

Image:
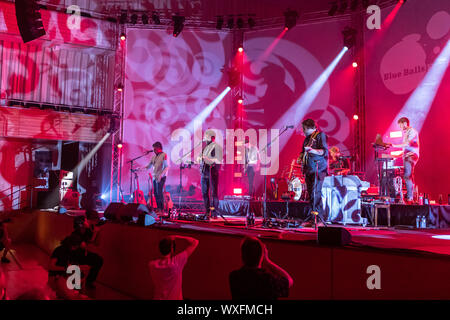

{"left": 214, "top": 198, "right": 450, "bottom": 228}
{"left": 7, "top": 208, "right": 450, "bottom": 300}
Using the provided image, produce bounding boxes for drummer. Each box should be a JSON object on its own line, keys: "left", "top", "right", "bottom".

{"left": 328, "top": 146, "right": 350, "bottom": 175}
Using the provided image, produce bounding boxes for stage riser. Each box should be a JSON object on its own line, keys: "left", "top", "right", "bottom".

{"left": 30, "top": 211, "right": 450, "bottom": 299}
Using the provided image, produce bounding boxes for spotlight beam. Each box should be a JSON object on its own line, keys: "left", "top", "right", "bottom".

{"left": 384, "top": 40, "right": 450, "bottom": 136}
{"left": 269, "top": 47, "right": 349, "bottom": 151}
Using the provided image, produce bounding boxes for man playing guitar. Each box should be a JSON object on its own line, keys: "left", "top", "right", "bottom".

{"left": 388, "top": 117, "right": 419, "bottom": 203}
{"left": 142, "top": 142, "right": 169, "bottom": 213}
{"left": 297, "top": 119, "right": 328, "bottom": 224}
{"left": 198, "top": 129, "right": 222, "bottom": 220}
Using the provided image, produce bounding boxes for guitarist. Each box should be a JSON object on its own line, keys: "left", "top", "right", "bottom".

{"left": 143, "top": 142, "right": 169, "bottom": 213}
{"left": 297, "top": 119, "right": 328, "bottom": 221}
{"left": 198, "top": 129, "right": 222, "bottom": 219}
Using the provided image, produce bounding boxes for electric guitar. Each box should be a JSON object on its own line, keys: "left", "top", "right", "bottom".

{"left": 133, "top": 172, "right": 147, "bottom": 205}
{"left": 297, "top": 131, "right": 320, "bottom": 172}
{"left": 147, "top": 173, "right": 157, "bottom": 209}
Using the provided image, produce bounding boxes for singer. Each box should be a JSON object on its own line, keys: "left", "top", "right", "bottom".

{"left": 298, "top": 119, "right": 328, "bottom": 225}
{"left": 143, "top": 142, "right": 169, "bottom": 213}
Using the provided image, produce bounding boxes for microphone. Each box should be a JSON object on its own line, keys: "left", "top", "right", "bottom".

{"left": 145, "top": 149, "right": 154, "bottom": 154}
{"left": 285, "top": 125, "right": 294, "bottom": 129}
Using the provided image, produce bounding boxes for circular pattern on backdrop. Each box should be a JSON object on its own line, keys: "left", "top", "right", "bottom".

{"left": 426, "top": 11, "right": 450, "bottom": 40}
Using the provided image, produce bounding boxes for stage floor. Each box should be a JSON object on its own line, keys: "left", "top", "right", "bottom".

{"left": 159, "top": 215, "right": 450, "bottom": 257}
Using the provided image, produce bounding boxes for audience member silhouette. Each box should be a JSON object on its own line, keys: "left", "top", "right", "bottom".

{"left": 229, "top": 236, "right": 293, "bottom": 300}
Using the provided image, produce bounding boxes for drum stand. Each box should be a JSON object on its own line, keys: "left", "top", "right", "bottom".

{"left": 302, "top": 160, "right": 327, "bottom": 230}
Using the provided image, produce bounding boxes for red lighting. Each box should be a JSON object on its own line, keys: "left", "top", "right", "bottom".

{"left": 238, "top": 47, "right": 243, "bottom": 53}
{"left": 117, "top": 87, "right": 123, "bottom": 92}
{"left": 120, "top": 34, "right": 126, "bottom": 41}
{"left": 117, "top": 143, "right": 123, "bottom": 149}
{"left": 353, "top": 114, "right": 359, "bottom": 120}
{"left": 284, "top": 27, "right": 288, "bottom": 31}
{"left": 352, "top": 62, "right": 358, "bottom": 68}
{"left": 233, "top": 188, "right": 243, "bottom": 195}
{"left": 238, "top": 98, "right": 243, "bottom": 104}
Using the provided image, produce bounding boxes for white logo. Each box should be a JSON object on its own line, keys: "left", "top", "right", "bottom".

{"left": 366, "top": 265, "right": 381, "bottom": 290}
{"left": 66, "top": 5, "right": 81, "bottom": 31}
{"left": 366, "top": 5, "right": 381, "bottom": 30}
{"left": 66, "top": 265, "right": 81, "bottom": 290}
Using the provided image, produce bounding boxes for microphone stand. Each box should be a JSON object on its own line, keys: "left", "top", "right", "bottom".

{"left": 260, "top": 126, "right": 292, "bottom": 228}
{"left": 127, "top": 150, "right": 153, "bottom": 195}
{"left": 175, "top": 142, "right": 201, "bottom": 208}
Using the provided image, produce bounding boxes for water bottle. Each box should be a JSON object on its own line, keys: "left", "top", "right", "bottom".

{"left": 421, "top": 215, "right": 427, "bottom": 228}
{"left": 438, "top": 194, "right": 443, "bottom": 205}
{"left": 416, "top": 216, "right": 421, "bottom": 228}
{"left": 418, "top": 194, "right": 424, "bottom": 205}
{"left": 424, "top": 194, "right": 429, "bottom": 205}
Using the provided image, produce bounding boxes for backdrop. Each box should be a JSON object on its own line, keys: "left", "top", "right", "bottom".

{"left": 364, "top": 0, "right": 450, "bottom": 200}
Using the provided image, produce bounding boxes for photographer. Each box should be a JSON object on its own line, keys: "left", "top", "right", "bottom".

{"left": 47, "top": 235, "right": 90, "bottom": 300}
{"left": 0, "top": 219, "right": 12, "bottom": 264}
{"left": 70, "top": 216, "right": 103, "bottom": 289}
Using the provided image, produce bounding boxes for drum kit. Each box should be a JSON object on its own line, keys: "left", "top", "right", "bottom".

{"left": 274, "top": 159, "right": 307, "bottom": 202}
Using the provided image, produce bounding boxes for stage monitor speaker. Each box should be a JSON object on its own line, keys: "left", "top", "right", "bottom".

{"left": 15, "top": 0, "right": 46, "bottom": 43}
{"left": 104, "top": 202, "right": 125, "bottom": 221}
{"left": 317, "top": 227, "right": 352, "bottom": 246}
{"left": 117, "top": 203, "right": 150, "bottom": 223}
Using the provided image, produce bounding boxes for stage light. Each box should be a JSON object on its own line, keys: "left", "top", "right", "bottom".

{"left": 101, "top": 193, "right": 108, "bottom": 200}
{"left": 353, "top": 114, "right": 359, "bottom": 120}
{"left": 117, "top": 141, "right": 123, "bottom": 149}
{"left": 248, "top": 17, "right": 255, "bottom": 29}
{"left": 142, "top": 13, "right": 149, "bottom": 25}
{"left": 130, "top": 13, "right": 138, "bottom": 24}
{"left": 117, "top": 84, "right": 124, "bottom": 92}
{"left": 390, "top": 131, "right": 402, "bottom": 138}
{"left": 328, "top": 1, "right": 338, "bottom": 16}
{"left": 172, "top": 15, "right": 185, "bottom": 37}
{"left": 342, "top": 26, "right": 357, "bottom": 49}
{"left": 238, "top": 47, "right": 243, "bottom": 53}
{"left": 233, "top": 188, "right": 243, "bottom": 195}
{"left": 216, "top": 16, "right": 224, "bottom": 30}
{"left": 238, "top": 97, "right": 243, "bottom": 104}
{"left": 120, "top": 33, "right": 126, "bottom": 41}
{"left": 236, "top": 17, "right": 244, "bottom": 29}
{"left": 284, "top": 8, "right": 298, "bottom": 30}
{"left": 352, "top": 61, "right": 358, "bottom": 68}
{"left": 227, "top": 16, "right": 234, "bottom": 29}
{"left": 432, "top": 235, "right": 450, "bottom": 240}
{"left": 119, "top": 12, "right": 127, "bottom": 24}
{"left": 338, "top": 0, "right": 348, "bottom": 13}
{"left": 152, "top": 11, "right": 161, "bottom": 24}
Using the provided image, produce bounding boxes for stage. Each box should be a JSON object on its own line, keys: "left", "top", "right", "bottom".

{"left": 5, "top": 208, "right": 450, "bottom": 300}
{"left": 197, "top": 198, "right": 450, "bottom": 228}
